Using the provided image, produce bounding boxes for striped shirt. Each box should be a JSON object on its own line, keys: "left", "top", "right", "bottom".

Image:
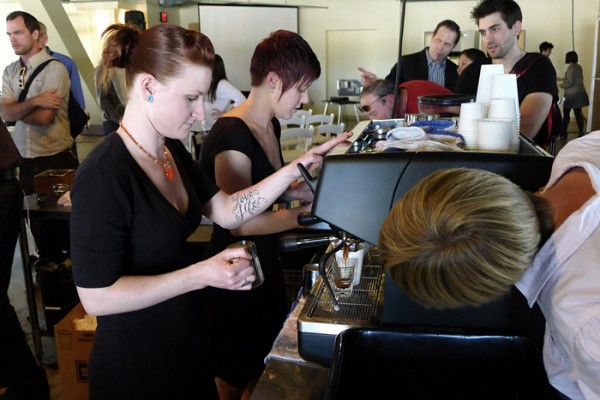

{"left": 2, "top": 50, "right": 72, "bottom": 158}
{"left": 426, "top": 48, "right": 446, "bottom": 87}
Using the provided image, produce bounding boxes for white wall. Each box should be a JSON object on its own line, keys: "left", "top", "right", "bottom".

{"left": 2, "top": 0, "right": 599, "bottom": 120}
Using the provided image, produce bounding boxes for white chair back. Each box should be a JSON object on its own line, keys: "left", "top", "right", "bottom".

{"left": 280, "top": 126, "right": 315, "bottom": 164}
{"left": 292, "top": 108, "right": 313, "bottom": 119}
{"left": 312, "top": 123, "right": 345, "bottom": 145}
{"left": 315, "top": 122, "right": 345, "bottom": 136}
{"left": 278, "top": 114, "right": 306, "bottom": 129}
{"left": 306, "top": 113, "right": 334, "bottom": 127}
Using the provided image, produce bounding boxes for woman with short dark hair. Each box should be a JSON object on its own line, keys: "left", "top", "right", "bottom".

{"left": 200, "top": 30, "right": 328, "bottom": 399}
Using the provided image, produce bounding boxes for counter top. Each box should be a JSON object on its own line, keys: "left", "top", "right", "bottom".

{"left": 250, "top": 295, "right": 330, "bottom": 399}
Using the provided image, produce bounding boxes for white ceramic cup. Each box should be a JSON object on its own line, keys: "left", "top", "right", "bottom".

{"left": 477, "top": 118, "right": 513, "bottom": 152}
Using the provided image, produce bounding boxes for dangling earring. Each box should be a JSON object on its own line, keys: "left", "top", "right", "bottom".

{"left": 148, "top": 94, "right": 154, "bottom": 102}
{"left": 270, "top": 88, "right": 275, "bottom": 94}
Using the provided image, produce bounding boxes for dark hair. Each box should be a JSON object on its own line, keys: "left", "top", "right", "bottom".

{"left": 208, "top": 54, "right": 227, "bottom": 102}
{"left": 250, "top": 30, "right": 320, "bottom": 97}
{"left": 471, "top": 0, "right": 523, "bottom": 29}
{"left": 539, "top": 41, "right": 554, "bottom": 53}
{"left": 433, "top": 20, "right": 461, "bottom": 45}
{"left": 6, "top": 11, "right": 40, "bottom": 34}
{"left": 565, "top": 50, "right": 579, "bottom": 64}
{"left": 459, "top": 48, "right": 487, "bottom": 64}
{"left": 100, "top": 23, "right": 215, "bottom": 90}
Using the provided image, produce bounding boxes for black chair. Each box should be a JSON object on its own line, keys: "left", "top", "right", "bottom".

{"left": 326, "top": 327, "right": 560, "bottom": 400}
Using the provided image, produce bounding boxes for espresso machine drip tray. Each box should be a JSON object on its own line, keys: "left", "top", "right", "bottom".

{"left": 298, "top": 249, "right": 385, "bottom": 337}
{"left": 300, "top": 260, "right": 383, "bottom": 325}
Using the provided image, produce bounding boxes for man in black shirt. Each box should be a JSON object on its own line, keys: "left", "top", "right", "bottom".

{"left": 456, "top": 0, "right": 559, "bottom": 148}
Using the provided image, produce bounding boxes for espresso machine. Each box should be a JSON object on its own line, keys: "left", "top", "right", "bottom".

{"left": 287, "top": 120, "right": 554, "bottom": 367}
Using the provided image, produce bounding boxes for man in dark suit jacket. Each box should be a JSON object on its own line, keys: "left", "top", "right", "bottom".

{"left": 359, "top": 19, "right": 461, "bottom": 91}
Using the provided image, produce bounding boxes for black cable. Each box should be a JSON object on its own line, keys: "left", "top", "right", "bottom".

{"left": 571, "top": 0, "right": 575, "bottom": 50}
{"left": 391, "top": 0, "right": 407, "bottom": 118}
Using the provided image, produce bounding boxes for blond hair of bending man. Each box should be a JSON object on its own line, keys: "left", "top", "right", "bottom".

{"left": 378, "top": 168, "right": 553, "bottom": 309}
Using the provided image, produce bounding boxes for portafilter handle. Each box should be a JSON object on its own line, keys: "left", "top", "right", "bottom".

{"left": 320, "top": 238, "right": 345, "bottom": 311}
{"left": 278, "top": 234, "right": 338, "bottom": 253}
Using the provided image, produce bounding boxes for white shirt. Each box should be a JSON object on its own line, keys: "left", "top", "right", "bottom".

{"left": 516, "top": 131, "right": 600, "bottom": 399}
{"left": 201, "top": 79, "right": 245, "bottom": 131}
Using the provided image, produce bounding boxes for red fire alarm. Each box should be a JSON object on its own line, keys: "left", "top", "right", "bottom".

{"left": 160, "top": 12, "right": 168, "bottom": 23}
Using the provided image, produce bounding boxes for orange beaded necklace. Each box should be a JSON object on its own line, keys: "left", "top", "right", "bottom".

{"left": 120, "top": 123, "right": 174, "bottom": 181}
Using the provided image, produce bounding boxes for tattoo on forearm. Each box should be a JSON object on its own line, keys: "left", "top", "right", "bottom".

{"left": 232, "top": 189, "right": 268, "bottom": 221}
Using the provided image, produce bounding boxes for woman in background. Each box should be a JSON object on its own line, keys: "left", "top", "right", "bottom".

{"left": 561, "top": 51, "right": 589, "bottom": 138}
{"left": 200, "top": 30, "right": 325, "bottom": 399}
{"left": 457, "top": 48, "right": 487, "bottom": 76}
{"left": 70, "top": 24, "right": 349, "bottom": 399}
{"left": 94, "top": 25, "right": 130, "bottom": 135}
{"left": 202, "top": 54, "right": 246, "bottom": 132}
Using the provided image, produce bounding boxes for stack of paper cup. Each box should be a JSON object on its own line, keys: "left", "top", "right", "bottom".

{"left": 475, "top": 64, "right": 504, "bottom": 114}
{"left": 490, "top": 74, "right": 520, "bottom": 128}
{"left": 488, "top": 98, "right": 519, "bottom": 153}
{"left": 458, "top": 102, "right": 484, "bottom": 149}
{"left": 477, "top": 118, "right": 513, "bottom": 152}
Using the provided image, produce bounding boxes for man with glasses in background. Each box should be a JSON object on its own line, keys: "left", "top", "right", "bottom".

{"left": 359, "top": 19, "right": 461, "bottom": 91}
{"left": 1, "top": 11, "right": 77, "bottom": 195}
{"left": 359, "top": 79, "right": 452, "bottom": 120}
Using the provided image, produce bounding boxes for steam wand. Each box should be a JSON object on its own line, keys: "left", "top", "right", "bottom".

{"left": 319, "top": 232, "right": 351, "bottom": 312}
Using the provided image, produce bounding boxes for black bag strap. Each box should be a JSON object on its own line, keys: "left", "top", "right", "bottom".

{"left": 17, "top": 59, "right": 55, "bottom": 102}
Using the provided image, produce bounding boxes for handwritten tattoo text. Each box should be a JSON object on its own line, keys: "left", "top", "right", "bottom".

{"left": 232, "top": 189, "right": 268, "bottom": 221}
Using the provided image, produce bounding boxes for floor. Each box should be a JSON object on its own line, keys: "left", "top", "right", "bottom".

{"left": 3, "top": 124, "right": 581, "bottom": 399}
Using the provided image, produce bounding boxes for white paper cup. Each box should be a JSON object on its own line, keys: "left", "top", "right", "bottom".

{"left": 477, "top": 118, "right": 513, "bottom": 152}
{"left": 476, "top": 64, "right": 504, "bottom": 105}
{"left": 458, "top": 102, "right": 484, "bottom": 132}
{"left": 488, "top": 98, "right": 519, "bottom": 152}
{"left": 335, "top": 242, "right": 366, "bottom": 286}
{"left": 488, "top": 98, "right": 517, "bottom": 119}
{"left": 490, "top": 75, "right": 519, "bottom": 120}
{"left": 459, "top": 130, "right": 478, "bottom": 150}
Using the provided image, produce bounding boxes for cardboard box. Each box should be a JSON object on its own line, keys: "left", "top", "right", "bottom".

{"left": 54, "top": 302, "right": 96, "bottom": 400}
{"left": 34, "top": 168, "right": 75, "bottom": 195}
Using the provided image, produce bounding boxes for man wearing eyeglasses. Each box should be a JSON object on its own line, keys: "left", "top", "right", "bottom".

{"left": 359, "top": 79, "right": 452, "bottom": 120}
{"left": 1, "top": 11, "right": 77, "bottom": 195}
{"left": 359, "top": 20, "right": 461, "bottom": 91}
